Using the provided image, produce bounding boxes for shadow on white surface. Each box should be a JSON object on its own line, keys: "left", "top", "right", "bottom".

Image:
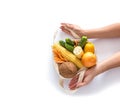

{"left": 49, "top": 31, "right": 120, "bottom": 95}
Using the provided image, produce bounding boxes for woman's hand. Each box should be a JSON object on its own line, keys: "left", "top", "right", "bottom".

{"left": 60, "top": 23, "right": 85, "bottom": 38}
{"left": 69, "top": 65, "right": 100, "bottom": 90}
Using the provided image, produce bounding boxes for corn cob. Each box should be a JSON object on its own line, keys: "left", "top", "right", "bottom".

{"left": 52, "top": 43, "right": 84, "bottom": 68}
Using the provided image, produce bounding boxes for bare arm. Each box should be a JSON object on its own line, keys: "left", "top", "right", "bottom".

{"left": 94, "top": 52, "right": 120, "bottom": 76}
{"left": 61, "top": 23, "right": 120, "bottom": 38}
{"left": 84, "top": 23, "right": 120, "bottom": 38}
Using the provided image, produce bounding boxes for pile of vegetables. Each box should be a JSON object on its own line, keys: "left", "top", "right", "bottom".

{"left": 52, "top": 36, "right": 97, "bottom": 78}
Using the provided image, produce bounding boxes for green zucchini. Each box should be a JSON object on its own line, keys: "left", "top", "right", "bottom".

{"left": 65, "top": 43, "right": 74, "bottom": 52}
{"left": 65, "top": 38, "right": 74, "bottom": 46}
{"left": 59, "top": 40, "right": 65, "bottom": 47}
{"left": 78, "top": 36, "right": 87, "bottom": 48}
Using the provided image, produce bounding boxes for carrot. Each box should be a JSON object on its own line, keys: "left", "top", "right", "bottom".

{"left": 54, "top": 57, "right": 64, "bottom": 63}
{"left": 53, "top": 49, "right": 59, "bottom": 57}
{"left": 52, "top": 48, "right": 67, "bottom": 63}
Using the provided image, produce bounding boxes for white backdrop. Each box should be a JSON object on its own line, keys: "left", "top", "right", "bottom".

{"left": 0, "top": 0, "right": 120, "bottom": 106}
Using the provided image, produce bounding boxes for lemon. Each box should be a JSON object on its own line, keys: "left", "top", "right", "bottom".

{"left": 84, "top": 42, "right": 95, "bottom": 53}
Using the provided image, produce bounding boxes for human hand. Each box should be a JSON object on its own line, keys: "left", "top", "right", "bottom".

{"left": 69, "top": 65, "right": 99, "bottom": 90}
{"left": 60, "top": 23, "right": 85, "bottom": 38}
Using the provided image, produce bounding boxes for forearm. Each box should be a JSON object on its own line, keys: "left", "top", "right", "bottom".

{"left": 83, "top": 23, "right": 120, "bottom": 38}
{"left": 94, "top": 52, "right": 120, "bottom": 76}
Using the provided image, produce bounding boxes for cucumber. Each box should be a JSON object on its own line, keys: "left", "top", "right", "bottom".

{"left": 59, "top": 40, "right": 65, "bottom": 47}
{"left": 65, "top": 43, "right": 74, "bottom": 52}
{"left": 78, "top": 36, "right": 87, "bottom": 48}
{"left": 65, "top": 38, "right": 74, "bottom": 46}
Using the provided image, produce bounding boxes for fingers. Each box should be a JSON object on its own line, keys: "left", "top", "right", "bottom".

{"left": 60, "top": 26, "right": 71, "bottom": 35}
{"left": 69, "top": 80, "right": 86, "bottom": 90}
{"left": 61, "top": 23, "right": 74, "bottom": 30}
{"left": 60, "top": 23, "right": 77, "bottom": 37}
{"left": 69, "top": 74, "right": 79, "bottom": 90}
{"left": 69, "top": 83, "right": 77, "bottom": 90}
{"left": 69, "top": 74, "right": 79, "bottom": 86}
{"left": 69, "top": 73, "right": 88, "bottom": 90}
{"left": 69, "top": 72, "right": 88, "bottom": 90}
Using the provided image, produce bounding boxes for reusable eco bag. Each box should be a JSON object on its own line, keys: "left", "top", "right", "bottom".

{"left": 52, "top": 29, "right": 87, "bottom": 93}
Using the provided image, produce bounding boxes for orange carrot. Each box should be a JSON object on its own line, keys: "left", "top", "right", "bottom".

{"left": 52, "top": 48, "right": 67, "bottom": 63}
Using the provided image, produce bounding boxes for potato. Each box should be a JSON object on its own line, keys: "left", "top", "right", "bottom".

{"left": 59, "top": 62, "right": 78, "bottom": 78}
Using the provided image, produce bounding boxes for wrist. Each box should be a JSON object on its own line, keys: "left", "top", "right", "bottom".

{"left": 93, "top": 69, "right": 100, "bottom": 77}
{"left": 77, "top": 29, "right": 86, "bottom": 37}
{"left": 81, "top": 29, "right": 86, "bottom": 36}
{"left": 81, "top": 29, "right": 92, "bottom": 38}
{"left": 93, "top": 62, "right": 107, "bottom": 77}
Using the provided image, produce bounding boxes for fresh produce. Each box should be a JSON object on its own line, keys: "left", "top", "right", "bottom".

{"left": 84, "top": 42, "right": 95, "bottom": 53}
{"left": 73, "top": 46, "right": 84, "bottom": 59}
{"left": 59, "top": 38, "right": 75, "bottom": 52}
{"left": 59, "top": 40, "right": 65, "bottom": 47}
{"left": 65, "top": 38, "right": 74, "bottom": 46}
{"left": 65, "top": 43, "right": 74, "bottom": 52}
{"left": 52, "top": 43, "right": 83, "bottom": 68}
{"left": 78, "top": 36, "right": 87, "bottom": 48}
{"left": 53, "top": 37, "right": 97, "bottom": 68}
{"left": 81, "top": 52, "right": 97, "bottom": 67}
{"left": 52, "top": 48, "right": 67, "bottom": 63}
{"left": 59, "top": 62, "right": 78, "bottom": 78}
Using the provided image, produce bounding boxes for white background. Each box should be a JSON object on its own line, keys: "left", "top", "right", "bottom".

{"left": 0, "top": 0, "right": 120, "bottom": 106}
